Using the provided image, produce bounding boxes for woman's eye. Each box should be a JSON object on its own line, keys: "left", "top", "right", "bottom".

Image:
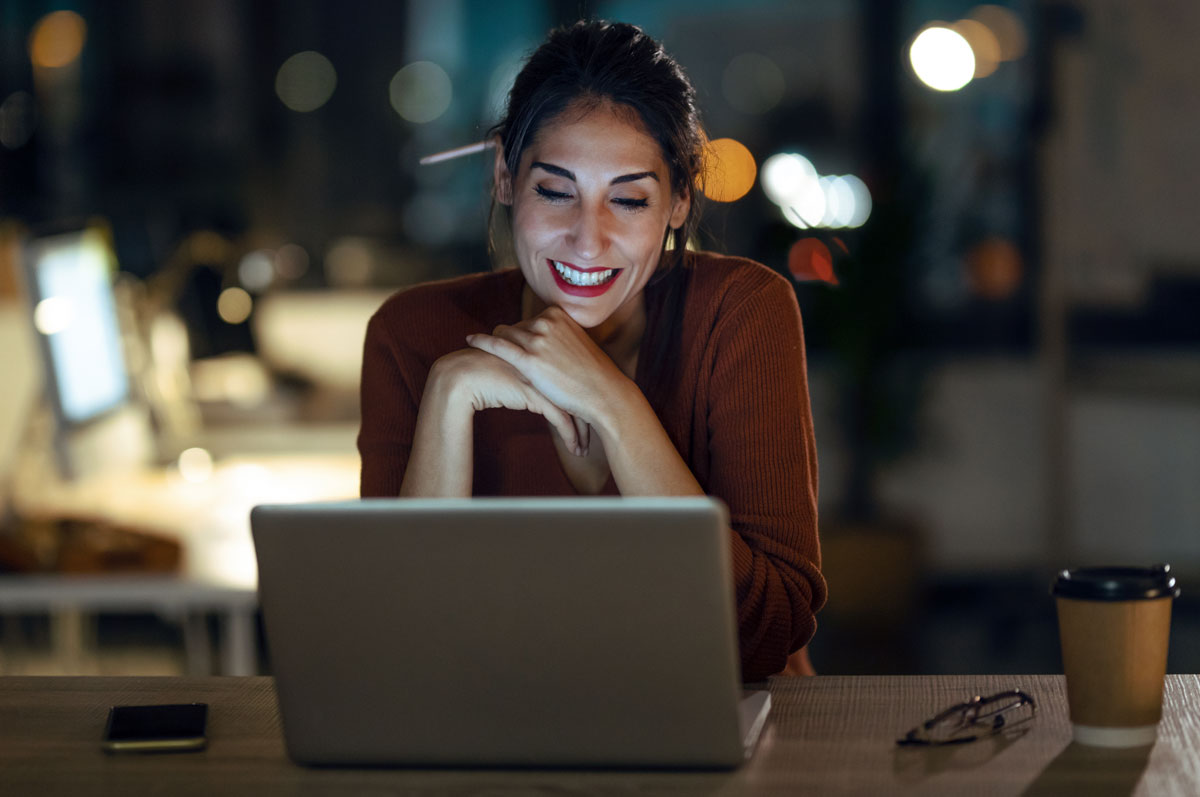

{"left": 534, "top": 185, "right": 571, "bottom": 202}
{"left": 613, "top": 197, "right": 649, "bottom": 210}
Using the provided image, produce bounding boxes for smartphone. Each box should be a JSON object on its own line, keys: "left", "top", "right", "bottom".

{"left": 102, "top": 703, "right": 208, "bottom": 753}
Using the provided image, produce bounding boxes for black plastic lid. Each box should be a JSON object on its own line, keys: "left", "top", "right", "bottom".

{"left": 1052, "top": 564, "right": 1181, "bottom": 601}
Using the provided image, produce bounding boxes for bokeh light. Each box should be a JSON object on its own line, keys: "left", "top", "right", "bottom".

{"left": 217, "top": 287, "right": 253, "bottom": 324}
{"left": 967, "top": 237, "right": 1023, "bottom": 300}
{"left": 275, "top": 243, "right": 310, "bottom": 280}
{"left": 275, "top": 51, "right": 337, "bottom": 112}
{"left": 762, "top": 152, "right": 815, "bottom": 206}
{"left": 701, "top": 138, "right": 757, "bottom": 203}
{"left": 178, "top": 447, "right": 214, "bottom": 484}
{"left": 238, "top": 250, "right": 276, "bottom": 292}
{"left": 953, "top": 19, "right": 1001, "bottom": 78}
{"left": 969, "top": 4, "right": 1028, "bottom": 62}
{"left": 762, "top": 153, "right": 825, "bottom": 228}
{"left": 762, "top": 154, "right": 872, "bottom": 229}
{"left": 324, "top": 237, "right": 374, "bottom": 287}
{"left": 842, "top": 174, "right": 872, "bottom": 228}
{"left": 909, "top": 25, "right": 976, "bottom": 92}
{"left": 29, "top": 10, "right": 87, "bottom": 69}
{"left": 788, "top": 238, "right": 837, "bottom": 284}
{"left": 722, "top": 53, "right": 786, "bottom": 115}
{"left": 389, "top": 61, "right": 453, "bottom": 124}
{"left": 186, "top": 230, "right": 231, "bottom": 263}
{"left": 34, "top": 296, "right": 73, "bottom": 335}
{"left": 819, "top": 176, "right": 854, "bottom": 228}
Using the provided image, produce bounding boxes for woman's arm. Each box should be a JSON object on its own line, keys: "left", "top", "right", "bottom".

{"left": 358, "top": 312, "right": 419, "bottom": 497}
{"left": 704, "top": 273, "right": 825, "bottom": 681}
{"left": 397, "top": 357, "right": 476, "bottom": 497}
{"left": 590, "top": 382, "right": 705, "bottom": 497}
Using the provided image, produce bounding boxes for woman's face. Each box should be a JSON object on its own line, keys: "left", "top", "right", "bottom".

{"left": 497, "top": 100, "right": 690, "bottom": 335}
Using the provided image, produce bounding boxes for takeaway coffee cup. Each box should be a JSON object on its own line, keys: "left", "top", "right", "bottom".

{"left": 1052, "top": 564, "right": 1180, "bottom": 747}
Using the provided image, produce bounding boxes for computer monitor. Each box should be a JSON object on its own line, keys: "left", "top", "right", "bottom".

{"left": 21, "top": 224, "right": 155, "bottom": 479}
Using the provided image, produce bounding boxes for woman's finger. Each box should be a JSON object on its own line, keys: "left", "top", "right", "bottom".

{"left": 491, "top": 323, "right": 540, "bottom": 348}
{"left": 465, "top": 333, "right": 527, "bottom": 367}
{"left": 534, "top": 392, "right": 583, "bottom": 455}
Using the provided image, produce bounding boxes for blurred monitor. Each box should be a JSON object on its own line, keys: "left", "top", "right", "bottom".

{"left": 21, "top": 224, "right": 154, "bottom": 479}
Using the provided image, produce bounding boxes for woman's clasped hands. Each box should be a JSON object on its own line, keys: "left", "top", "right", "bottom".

{"left": 446, "top": 306, "right": 634, "bottom": 458}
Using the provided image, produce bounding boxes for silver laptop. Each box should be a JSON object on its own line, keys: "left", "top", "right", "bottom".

{"left": 250, "top": 496, "right": 771, "bottom": 769}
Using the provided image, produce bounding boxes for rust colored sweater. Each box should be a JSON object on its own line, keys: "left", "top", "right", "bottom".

{"left": 358, "top": 252, "right": 826, "bottom": 680}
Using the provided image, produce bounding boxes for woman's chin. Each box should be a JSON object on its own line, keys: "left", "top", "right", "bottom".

{"left": 559, "top": 305, "right": 609, "bottom": 329}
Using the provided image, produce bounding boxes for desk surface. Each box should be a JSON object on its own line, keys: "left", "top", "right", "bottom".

{"left": 1, "top": 674, "right": 1197, "bottom": 795}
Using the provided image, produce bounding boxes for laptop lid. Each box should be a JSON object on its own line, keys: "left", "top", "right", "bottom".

{"left": 251, "top": 496, "right": 765, "bottom": 769}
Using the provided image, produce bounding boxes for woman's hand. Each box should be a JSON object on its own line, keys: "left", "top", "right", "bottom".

{"left": 464, "top": 306, "right": 633, "bottom": 435}
{"left": 430, "top": 346, "right": 590, "bottom": 456}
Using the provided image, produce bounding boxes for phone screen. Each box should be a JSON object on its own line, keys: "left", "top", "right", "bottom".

{"left": 103, "top": 703, "right": 208, "bottom": 753}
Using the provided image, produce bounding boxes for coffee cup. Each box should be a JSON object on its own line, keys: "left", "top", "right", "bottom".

{"left": 1052, "top": 564, "right": 1180, "bottom": 747}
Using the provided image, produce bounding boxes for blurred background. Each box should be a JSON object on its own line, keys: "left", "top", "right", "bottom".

{"left": 0, "top": 0, "right": 1197, "bottom": 677}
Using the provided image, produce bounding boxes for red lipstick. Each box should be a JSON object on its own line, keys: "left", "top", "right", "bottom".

{"left": 547, "top": 259, "right": 622, "bottom": 298}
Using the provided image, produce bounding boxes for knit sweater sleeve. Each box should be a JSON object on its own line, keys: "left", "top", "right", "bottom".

{"left": 705, "top": 269, "right": 826, "bottom": 681}
{"left": 357, "top": 308, "right": 423, "bottom": 497}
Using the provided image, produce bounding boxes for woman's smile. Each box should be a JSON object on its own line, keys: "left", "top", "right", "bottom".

{"left": 549, "top": 259, "right": 623, "bottom": 295}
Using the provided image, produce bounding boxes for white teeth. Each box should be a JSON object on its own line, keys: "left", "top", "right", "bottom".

{"left": 554, "top": 260, "right": 615, "bottom": 287}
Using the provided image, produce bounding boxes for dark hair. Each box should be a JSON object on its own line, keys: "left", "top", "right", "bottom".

{"left": 489, "top": 20, "right": 703, "bottom": 272}
{"left": 489, "top": 20, "right": 704, "bottom": 401}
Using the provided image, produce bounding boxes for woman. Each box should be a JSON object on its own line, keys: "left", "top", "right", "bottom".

{"left": 358, "top": 20, "right": 825, "bottom": 680}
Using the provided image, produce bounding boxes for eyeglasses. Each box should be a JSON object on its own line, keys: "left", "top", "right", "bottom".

{"left": 896, "top": 689, "right": 1037, "bottom": 746}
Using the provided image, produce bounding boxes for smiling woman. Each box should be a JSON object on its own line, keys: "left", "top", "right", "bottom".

{"left": 357, "top": 20, "right": 826, "bottom": 681}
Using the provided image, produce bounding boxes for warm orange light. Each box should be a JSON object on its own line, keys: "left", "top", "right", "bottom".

{"left": 969, "top": 4, "right": 1027, "bottom": 62}
{"left": 953, "top": 19, "right": 1001, "bottom": 78}
{"left": 702, "top": 138, "right": 757, "bottom": 203}
{"left": 788, "top": 238, "right": 837, "bottom": 284}
{"left": 967, "top": 237, "right": 1022, "bottom": 299}
{"left": 29, "top": 10, "right": 87, "bottom": 69}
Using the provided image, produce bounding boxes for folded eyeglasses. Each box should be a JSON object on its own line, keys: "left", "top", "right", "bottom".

{"left": 896, "top": 689, "right": 1037, "bottom": 746}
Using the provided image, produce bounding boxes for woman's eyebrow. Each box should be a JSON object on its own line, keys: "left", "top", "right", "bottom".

{"left": 531, "top": 161, "right": 659, "bottom": 185}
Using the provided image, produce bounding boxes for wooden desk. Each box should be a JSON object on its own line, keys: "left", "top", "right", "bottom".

{"left": 1, "top": 674, "right": 1197, "bottom": 795}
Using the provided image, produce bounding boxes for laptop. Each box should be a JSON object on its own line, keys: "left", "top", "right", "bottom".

{"left": 250, "top": 496, "right": 771, "bottom": 769}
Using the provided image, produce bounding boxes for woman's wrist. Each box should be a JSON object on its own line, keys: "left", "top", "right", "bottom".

{"left": 427, "top": 352, "right": 480, "bottom": 418}
{"left": 590, "top": 374, "right": 650, "bottom": 446}
{"left": 594, "top": 378, "right": 705, "bottom": 497}
{"left": 400, "top": 355, "right": 476, "bottom": 498}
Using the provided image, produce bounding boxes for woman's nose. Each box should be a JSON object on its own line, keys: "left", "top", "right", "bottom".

{"left": 567, "top": 204, "right": 609, "bottom": 262}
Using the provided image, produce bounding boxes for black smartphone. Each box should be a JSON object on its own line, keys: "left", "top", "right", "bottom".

{"left": 102, "top": 703, "right": 208, "bottom": 753}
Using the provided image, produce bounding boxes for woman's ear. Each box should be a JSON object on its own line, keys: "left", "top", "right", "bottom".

{"left": 492, "top": 137, "right": 513, "bottom": 205}
{"left": 668, "top": 185, "right": 691, "bottom": 230}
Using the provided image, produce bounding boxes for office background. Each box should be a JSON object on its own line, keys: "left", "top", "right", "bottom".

{"left": 1, "top": 0, "right": 1197, "bottom": 675}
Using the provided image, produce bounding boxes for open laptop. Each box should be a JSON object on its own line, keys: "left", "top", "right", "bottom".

{"left": 250, "top": 496, "right": 771, "bottom": 769}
